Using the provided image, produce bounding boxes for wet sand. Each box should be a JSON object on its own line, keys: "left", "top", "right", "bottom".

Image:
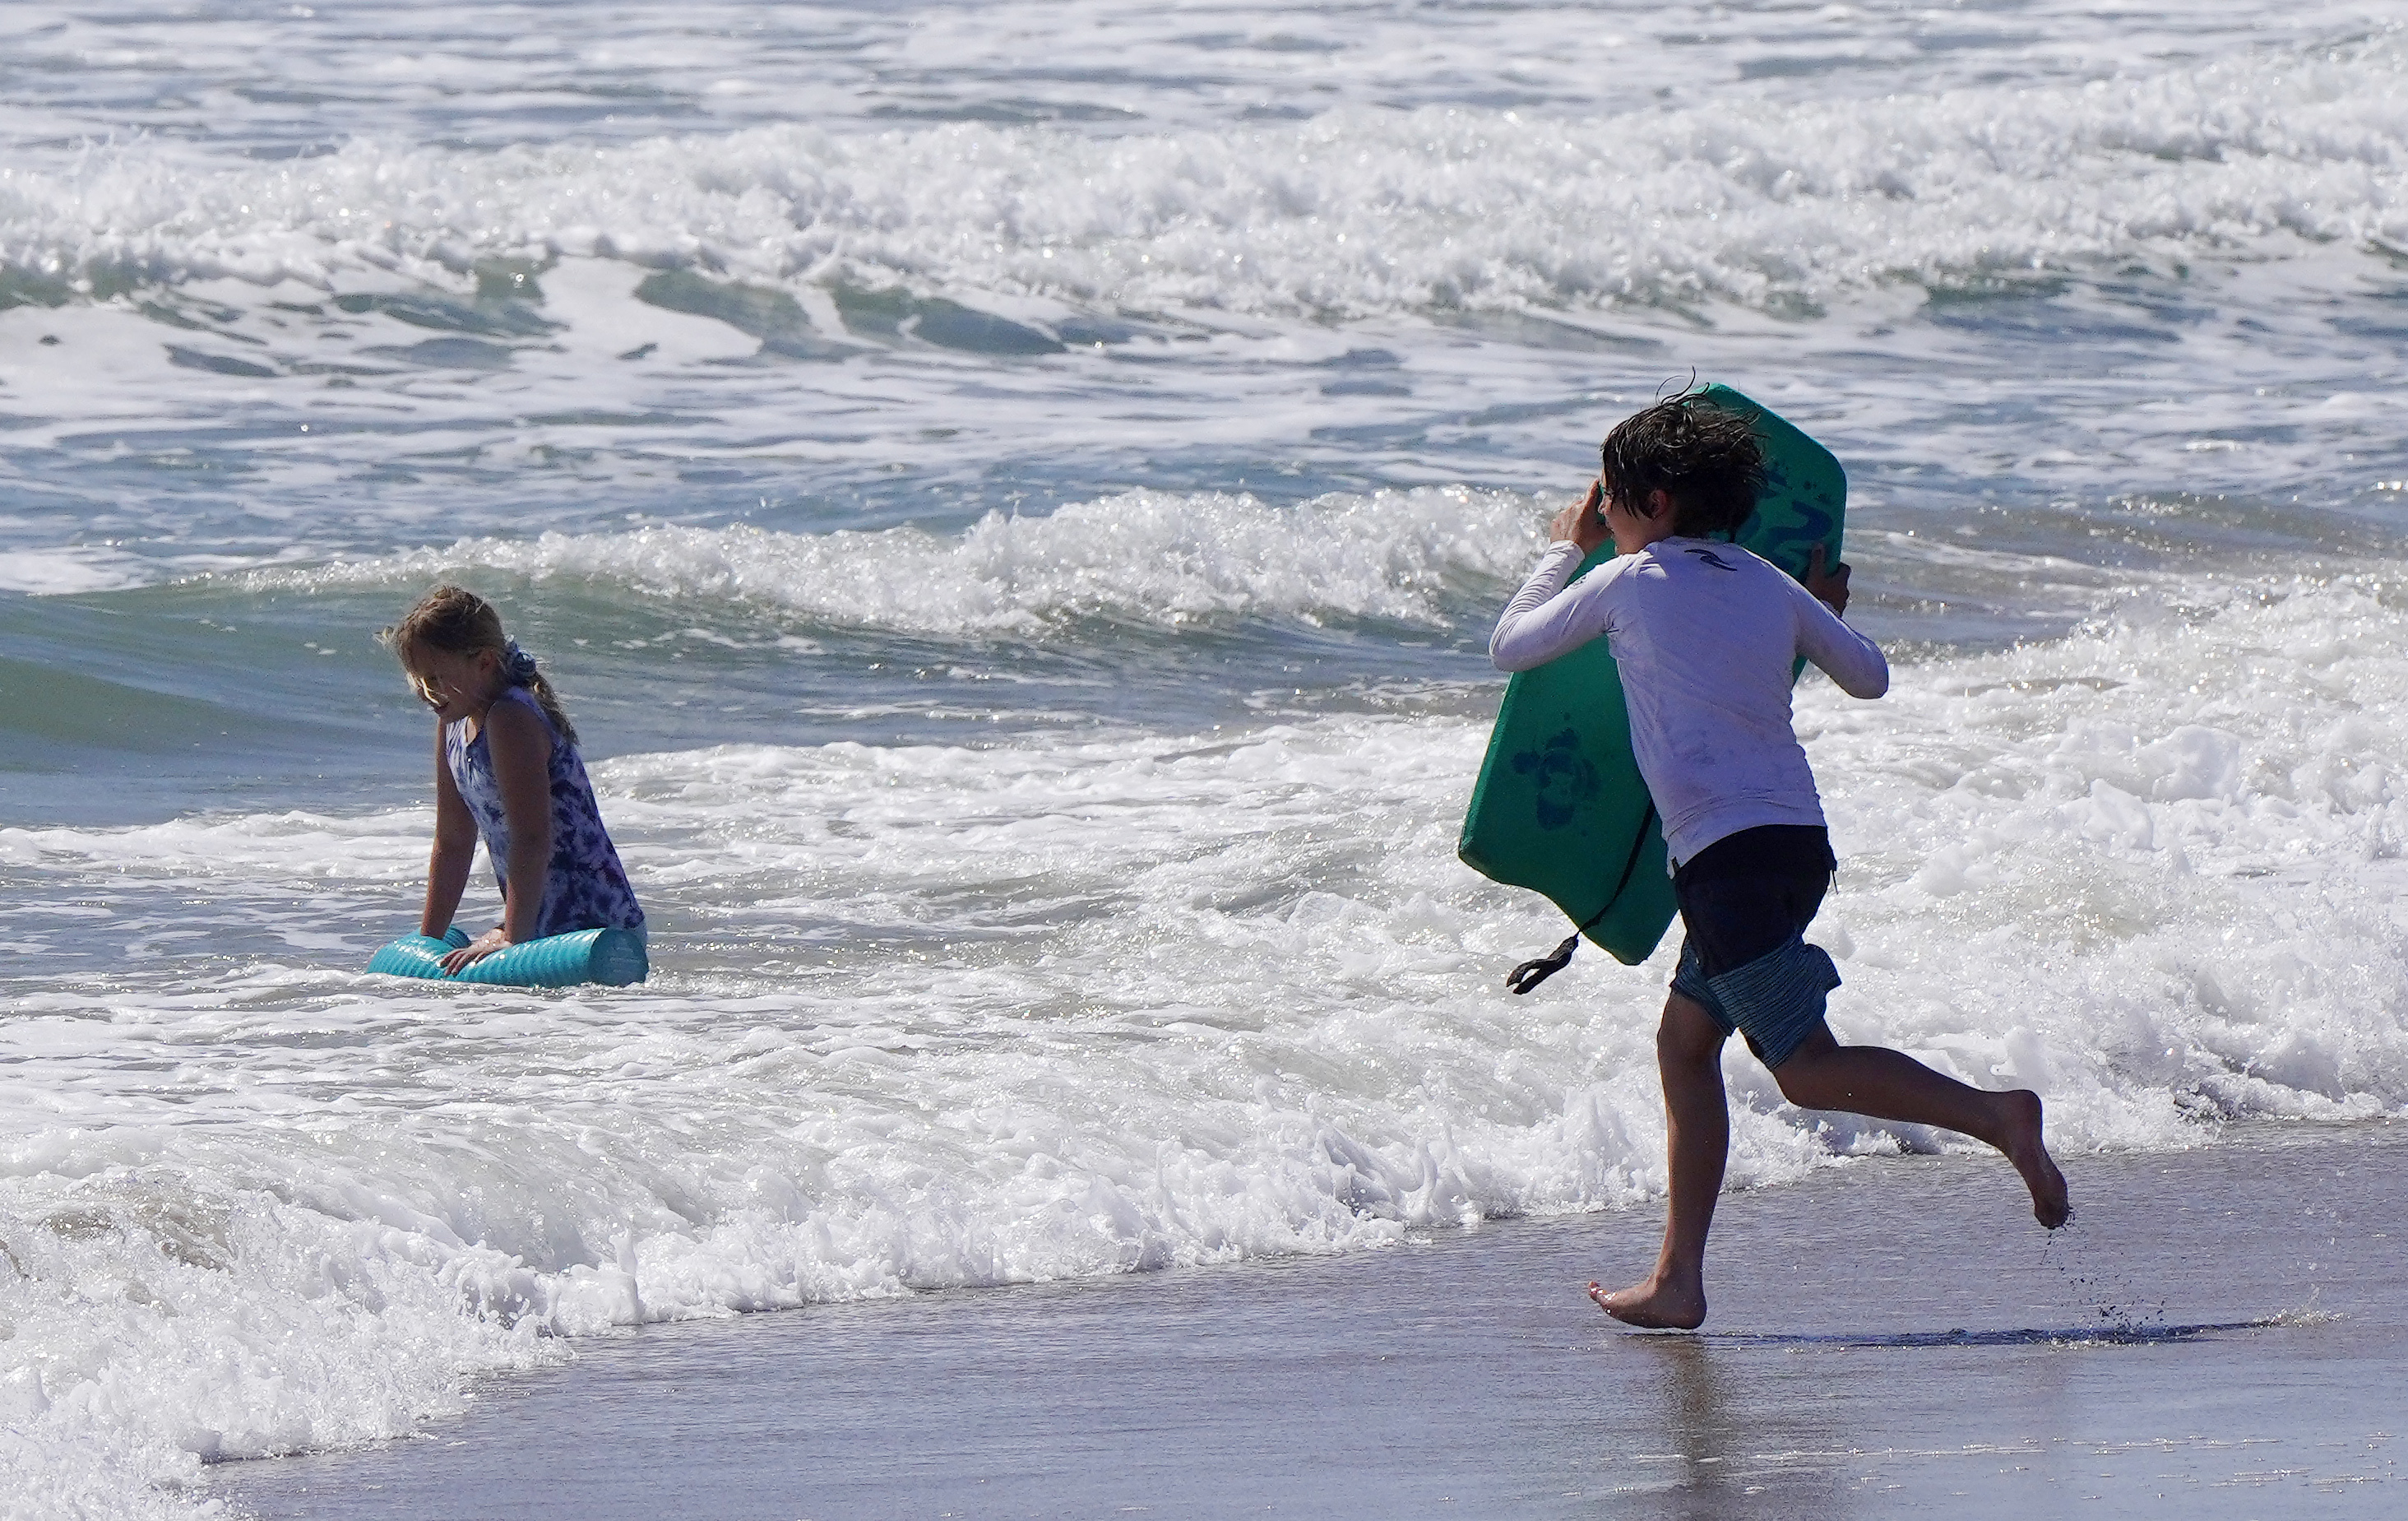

{"left": 225, "top": 1121, "right": 2405, "bottom": 1519}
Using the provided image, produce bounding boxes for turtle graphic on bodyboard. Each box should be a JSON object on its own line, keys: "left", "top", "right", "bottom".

{"left": 1457, "top": 384, "right": 1847, "bottom": 968}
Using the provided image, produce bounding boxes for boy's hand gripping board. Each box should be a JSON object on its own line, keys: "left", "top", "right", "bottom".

{"left": 366, "top": 925, "right": 649, "bottom": 987}
{"left": 1456, "top": 383, "right": 1848, "bottom": 966}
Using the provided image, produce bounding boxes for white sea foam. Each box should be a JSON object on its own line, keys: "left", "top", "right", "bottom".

{"left": 0, "top": 545, "right": 148, "bottom": 596}
{"left": 1810, "top": 574, "right": 2408, "bottom": 1135}
{"left": 6, "top": 0, "right": 2386, "bottom": 156}
{"left": 8, "top": 569, "right": 2408, "bottom": 1514}
{"left": 229, "top": 485, "right": 1547, "bottom": 634}
{"left": 3, "top": 30, "right": 2401, "bottom": 321}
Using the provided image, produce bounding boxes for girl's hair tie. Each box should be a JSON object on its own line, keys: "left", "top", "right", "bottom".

{"left": 502, "top": 640, "right": 539, "bottom": 687}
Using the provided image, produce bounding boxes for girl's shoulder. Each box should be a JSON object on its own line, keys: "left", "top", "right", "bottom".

{"left": 487, "top": 688, "right": 563, "bottom": 744}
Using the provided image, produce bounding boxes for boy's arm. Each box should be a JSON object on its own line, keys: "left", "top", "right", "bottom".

{"left": 1786, "top": 559, "right": 1888, "bottom": 698}
{"left": 1489, "top": 541, "right": 1618, "bottom": 672}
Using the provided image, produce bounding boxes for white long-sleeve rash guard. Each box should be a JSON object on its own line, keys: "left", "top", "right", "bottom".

{"left": 1489, "top": 537, "right": 1890, "bottom": 869}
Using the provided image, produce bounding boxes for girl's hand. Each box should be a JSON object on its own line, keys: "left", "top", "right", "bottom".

{"left": 441, "top": 927, "right": 512, "bottom": 975}
{"left": 1548, "top": 480, "right": 1610, "bottom": 555}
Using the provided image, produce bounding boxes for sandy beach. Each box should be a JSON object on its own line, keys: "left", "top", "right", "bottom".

{"left": 225, "top": 1120, "right": 2403, "bottom": 1519}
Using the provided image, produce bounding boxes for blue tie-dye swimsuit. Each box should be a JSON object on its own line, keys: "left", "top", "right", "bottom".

{"left": 445, "top": 687, "right": 646, "bottom": 939}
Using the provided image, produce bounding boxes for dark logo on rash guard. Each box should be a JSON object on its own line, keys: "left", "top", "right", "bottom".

{"left": 1684, "top": 547, "right": 1739, "bottom": 572}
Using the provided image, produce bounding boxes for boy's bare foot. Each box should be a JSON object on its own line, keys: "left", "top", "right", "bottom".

{"left": 1587, "top": 1273, "right": 1706, "bottom": 1330}
{"left": 1999, "top": 1088, "right": 2071, "bottom": 1229}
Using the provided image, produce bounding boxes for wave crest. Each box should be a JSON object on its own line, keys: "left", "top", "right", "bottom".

{"left": 236, "top": 486, "right": 1546, "bottom": 635}
{"left": 3, "top": 32, "right": 2404, "bottom": 320}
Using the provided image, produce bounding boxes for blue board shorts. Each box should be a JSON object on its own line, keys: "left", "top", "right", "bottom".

{"left": 1669, "top": 825, "right": 1842, "bottom": 1069}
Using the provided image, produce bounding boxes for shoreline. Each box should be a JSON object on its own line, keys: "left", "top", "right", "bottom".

{"left": 225, "top": 1119, "right": 2406, "bottom": 1519}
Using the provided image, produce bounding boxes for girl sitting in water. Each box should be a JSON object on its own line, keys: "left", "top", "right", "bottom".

{"left": 382, "top": 586, "right": 645, "bottom": 972}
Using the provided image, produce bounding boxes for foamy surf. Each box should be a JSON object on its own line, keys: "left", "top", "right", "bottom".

{"left": 4, "top": 32, "right": 2403, "bottom": 319}
{"left": 9, "top": 571, "right": 2408, "bottom": 1514}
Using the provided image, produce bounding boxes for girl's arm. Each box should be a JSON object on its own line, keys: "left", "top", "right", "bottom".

{"left": 420, "top": 718, "right": 476, "bottom": 938}
{"left": 441, "top": 700, "right": 555, "bottom": 971}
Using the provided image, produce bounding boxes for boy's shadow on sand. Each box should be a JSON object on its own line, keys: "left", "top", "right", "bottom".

{"left": 1697, "top": 1316, "right": 2284, "bottom": 1349}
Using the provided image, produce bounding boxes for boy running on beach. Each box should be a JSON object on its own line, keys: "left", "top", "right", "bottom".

{"left": 1489, "top": 396, "right": 2069, "bottom": 1330}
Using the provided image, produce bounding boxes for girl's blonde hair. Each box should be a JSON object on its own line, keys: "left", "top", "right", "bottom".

{"left": 379, "top": 584, "right": 578, "bottom": 745}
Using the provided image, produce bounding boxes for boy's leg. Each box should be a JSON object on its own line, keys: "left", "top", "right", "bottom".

{"left": 1771, "top": 1026, "right": 2070, "bottom": 1228}
{"left": 1590, "top": 991, "right": 1730, "bottom": 1329}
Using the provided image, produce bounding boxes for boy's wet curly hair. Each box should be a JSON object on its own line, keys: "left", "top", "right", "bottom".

{"left": 1600, "top": 395, "right": 1767, "bottom": 539}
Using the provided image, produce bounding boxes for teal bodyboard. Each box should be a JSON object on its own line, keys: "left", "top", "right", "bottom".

{"left": 1457, "top": 383, "right": 1847, "bottom": 966}
{"left": 366, "top": 925, "right": 650, "bottom": 988}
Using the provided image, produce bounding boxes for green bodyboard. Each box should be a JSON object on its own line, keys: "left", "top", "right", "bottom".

{"left": 1457, "top": 384, "right": 1847, "bottom": 966}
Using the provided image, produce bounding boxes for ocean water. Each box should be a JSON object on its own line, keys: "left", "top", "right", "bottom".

{"left": 2, "top": 0, "right": 2406, "bottom": 1514}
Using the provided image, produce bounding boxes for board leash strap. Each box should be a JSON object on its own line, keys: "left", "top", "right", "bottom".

{"left": 1505, "top": 804, "right": 1659, "bottom": 995}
